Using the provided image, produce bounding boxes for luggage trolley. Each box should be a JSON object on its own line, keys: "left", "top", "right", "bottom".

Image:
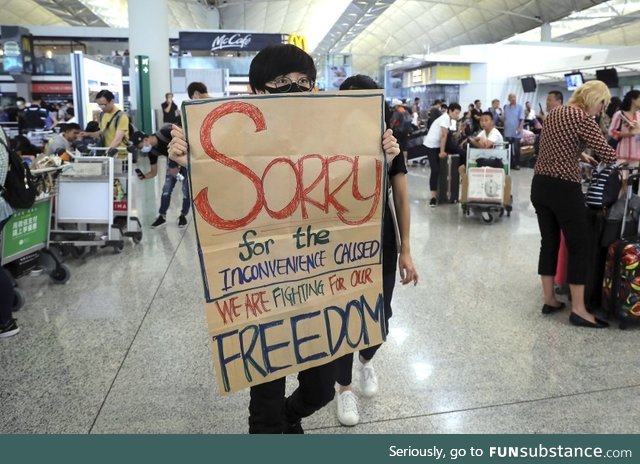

{"left": 50, "top": 149, "right": 142, "bottom": 256}
{"left": 461, "top": 144, "right": 513, "bottom": 224}
{"left": 1, "top": 166, "right": 71, "bottom": 311}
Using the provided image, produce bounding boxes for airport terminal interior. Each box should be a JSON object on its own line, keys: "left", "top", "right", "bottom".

{"left": 2, "top": 0, "right": 640, "bottom": 434}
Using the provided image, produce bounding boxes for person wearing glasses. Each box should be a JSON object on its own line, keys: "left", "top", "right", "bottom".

{"left": 167, "top": 44, "right": 401, "bottom": 434}
{"left": 84, "top": 89, "right": 130, "bottom": 151}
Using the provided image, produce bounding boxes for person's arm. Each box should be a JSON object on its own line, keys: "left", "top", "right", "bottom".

{"left": 581, "top": 115, "right": 617, "bottom": 164}
{"left": 162, "top": 102, "right": 171, "bottom": 114}
{"left": 439, "top": 125, "right": 448, "bottom": 158}
{"left": 390, "top": 173, "right": 418, "bottom": 286}
{"left": 141, "top": 162, "right": 159, "bottom": 179}
{"left": 110, "top": 114, "right": 129, "bottom": 148}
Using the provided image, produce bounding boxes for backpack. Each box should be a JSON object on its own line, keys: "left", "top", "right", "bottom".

{"left": 585, "top": 163, "right": 621, "bottom": 209}
{"left": 0, "top": 138, "right": 37, "bottom": 209}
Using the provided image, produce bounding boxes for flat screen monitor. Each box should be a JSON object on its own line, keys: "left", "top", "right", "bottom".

{"left": 564, "top": 72, "right": 584, "bottom": 91}
{"left": 595, "top": 68, "right": 619, "bottom": 88}
{"left": 521, "top": 76, "right": 536, "bottom": 93}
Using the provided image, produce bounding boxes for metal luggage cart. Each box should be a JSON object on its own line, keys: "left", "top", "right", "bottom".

{"left": 49, "top": 150, "right": 142, "bottom": 256}
{"left": 1, "top": 166, "right": 71, "bottom": 311}
{"left": 461, "top": 144, "right": 513, "bottom": 224}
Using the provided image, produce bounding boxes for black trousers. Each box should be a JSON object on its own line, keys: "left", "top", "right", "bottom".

{"left": 531, "top": 175, "right": 588, "bottom": 284}
{"left": 426, "top": 147, "right": 440, "bottom": 191}
{"left": 248, "top": 359, "right": 337, "bottom": 433}
{"left": 506, "top": 137, "right": 521, "bottom": 168}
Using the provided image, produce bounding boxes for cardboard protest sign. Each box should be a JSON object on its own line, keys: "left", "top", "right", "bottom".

{"left": 182, "top": 91, "right": 386, "bottom": 394}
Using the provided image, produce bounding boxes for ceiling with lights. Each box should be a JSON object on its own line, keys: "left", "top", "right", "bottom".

{"left": 1, "top": 0, "right": 640, "bottom": 75}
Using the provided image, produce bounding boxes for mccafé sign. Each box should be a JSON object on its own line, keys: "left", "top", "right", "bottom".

{"left": 287, "top": 34, "right": 307, "bottom": 52}
{"left": 179, "top": 31, "right": 284, "bottom": 52}
{"left": 211, "top": 33, "right": 253, "bottom": 51}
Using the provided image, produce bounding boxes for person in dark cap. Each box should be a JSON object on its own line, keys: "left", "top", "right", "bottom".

{"left": 132, "top": 126, "right": 190, "bottom": 229}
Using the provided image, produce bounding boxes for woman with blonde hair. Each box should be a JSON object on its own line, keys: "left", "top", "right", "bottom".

{"left": 531, "top": 80, "right": 617, "bottom": 328}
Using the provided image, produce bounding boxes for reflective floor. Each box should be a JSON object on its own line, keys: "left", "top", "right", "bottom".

{"left": 2, "top": 157, "right": 640, "bottom": 434}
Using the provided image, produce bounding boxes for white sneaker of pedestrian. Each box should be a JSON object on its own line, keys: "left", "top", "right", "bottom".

{"left": 360, "top": 361, "right": 378, "bottom": 397}
{"left": 336, "top": 390, "right": 359, "bottom": 426}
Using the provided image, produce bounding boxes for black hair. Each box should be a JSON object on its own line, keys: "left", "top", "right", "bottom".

{"left": 66, "top": 107, "right": 75, "bottom": 117}
{"left": 187, "top": 82, "right": 207, "bottom": 99}
{"left": 448, "top": 102, "right": 462, "bottom": 113}
{"left": 606, "top": 96, "right": 622, "bottom": 118}
{"left": 433, "top": 99, "right": 441, "bottom": 105}
{"left": 249, "top": 44, "right": 316, "bottom": 93}
{"left": 621, "top": 90, "right": 640, "bottom": 112}
{"left": 480, "top": 111, "right": 493, "bottom": 119}
{"left": 16, "top": 97, "right": 25, "bottom": 103}
{"left": 64, "top": 122, "right": 81, "bottom": 132}
{"left": 95, "top": 89, "right": 115, "bottom": 102}
{"left": 339, "top": 74, "right": 379, "bottom": 91}
{"left": 548, "top": 90, "right": 563, "bottom": 104}
{"left": 474, "top": 99, "right": 481, "bottom": 105}
{"left": 440, "top": 104, "right": 448, "bottom": 111}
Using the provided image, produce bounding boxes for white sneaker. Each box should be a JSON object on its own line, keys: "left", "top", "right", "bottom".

{"left": 336, "top": 390, "right": 359, "bottom": 426}
{"left": 360, "top": 361, "right": 379, "bottom": 397}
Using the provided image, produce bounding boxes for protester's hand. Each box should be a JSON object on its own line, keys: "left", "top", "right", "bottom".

{"left": 398, "top": 252, "right": 418, "bottom": 286}
{"left": 168, "top": 124, "right": 188, "bottom": 168}
{"left": 439, "top": 151, "right": 447, "bottom": 159}
{"left": 382, "top": 129, "right": 400, "bottom": 163}
{"left": 168, "top": 166, "right": 180, "bottom": 177}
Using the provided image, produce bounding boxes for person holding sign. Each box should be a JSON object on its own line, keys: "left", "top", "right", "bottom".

{"left": 334, "top": 75, "right": 418, "bottom": 427}
{"left": 168, "top": 45, "right": 401, "bottom": 434}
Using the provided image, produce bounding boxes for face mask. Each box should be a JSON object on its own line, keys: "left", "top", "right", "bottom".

{"left": 141, "top": 145, "right": 152, "bottom": 153}
{"left": 264, "top": 83, "right": 309, "bottom": 94}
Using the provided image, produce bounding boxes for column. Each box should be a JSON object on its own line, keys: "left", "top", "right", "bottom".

{"left": 128, "top": 0, "right": 171, "bottom": 131}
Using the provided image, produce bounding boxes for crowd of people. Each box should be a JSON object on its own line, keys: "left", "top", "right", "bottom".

{"left": 2, "top": 41, "right": 640, "bottom": 434}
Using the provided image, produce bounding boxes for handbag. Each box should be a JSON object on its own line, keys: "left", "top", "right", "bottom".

{"left": 607, "top": 111, "right": 624, "bottom": 150}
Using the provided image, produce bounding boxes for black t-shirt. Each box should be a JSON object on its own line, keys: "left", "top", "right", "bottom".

{"left": 161, "top": 101, "right": 179, "bottom": 124}
{"left": 147, "top": 125, "right": 173, "bottom": 166}
{"left": 384, "top": 153, "right": 408, "bottom": 253}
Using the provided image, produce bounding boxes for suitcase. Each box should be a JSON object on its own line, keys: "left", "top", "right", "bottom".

{"left": 554, "top": 232, "right": 568, "bottom": 289}
{"left": 438, "top": 154, "right": 459, "bottom": 204}
{"left": 602, "top": 174, "right": 640, "bottom": 329}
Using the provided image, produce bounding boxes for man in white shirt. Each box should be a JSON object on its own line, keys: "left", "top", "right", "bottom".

{"left": 423, "top": 102, "right": 461, "bottom": 207}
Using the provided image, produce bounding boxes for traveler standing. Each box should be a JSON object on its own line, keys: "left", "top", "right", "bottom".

{"left": 422, "top": 103, "right": 462, "bottom": 207}
{"left": 334, "top": 74, "right": 418, "bottom": 427}
{"left": 161, "top": 92, "right": 180, "bottom": 124}
{"left": 609, "top": 90, "right": 640, "bottom": 164}
{"left": 531, "top": 80, "right": 617, "bottom": 329}
{"left": 503, "top": 93, "right": 524, "bottom": 170}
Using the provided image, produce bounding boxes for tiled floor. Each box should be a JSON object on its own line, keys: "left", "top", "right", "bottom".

{"left": 2, "top": 158, "right": 640, "bottom": 434}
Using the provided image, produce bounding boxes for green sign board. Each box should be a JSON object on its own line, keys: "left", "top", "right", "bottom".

{"left": 1, "top": 200, "right": 50, "bottom": 262}
{"left": 135, "top": 55, "right": 152, "bottom": 134}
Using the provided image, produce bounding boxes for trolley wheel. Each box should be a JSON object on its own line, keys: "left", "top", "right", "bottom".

{"left": 481, "top": 212, "right": 494, "bottom": 224}
{"left": 113, "top": 242, "right": 125, "bottom": 254}
{"left": 499, "top": 208, "right": 505, "bottom": 218}
{"left": 12, "top": 288, "right": 25, "bottom": 311}
{"left": 70, "top": 246, "right": 86, "bottom": 258}
{"left": 132, "top": 232, "right": 143, "bottom": 244}
{"left": 50, "top": 263, "right": 71, "bottom": 285}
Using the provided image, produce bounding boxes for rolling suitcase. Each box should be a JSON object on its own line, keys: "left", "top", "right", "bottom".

{"left": 438, "top": 154, "right": 459, "bottom": 204}
{"left": 602, "top": 174, "right": 640, "bottom": 329}
{"left": 554, "top": 232, "right": 569, "bottom": 294}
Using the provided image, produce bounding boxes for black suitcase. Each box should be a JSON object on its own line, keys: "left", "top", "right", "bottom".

{"left": 438, "top": 154, "right": 459, "bottom": 204}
